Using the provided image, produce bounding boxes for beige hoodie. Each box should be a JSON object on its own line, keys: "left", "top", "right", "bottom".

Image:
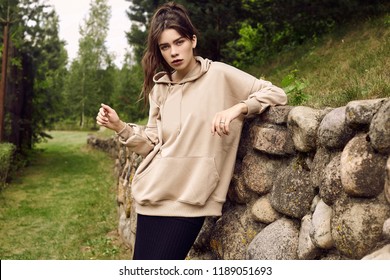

{"left": 117, "top": 57, "right": 287, "bottom": 217}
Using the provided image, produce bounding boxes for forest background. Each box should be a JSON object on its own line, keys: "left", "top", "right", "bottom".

{"left": 0, "top": 0, "right": 389, "bottom": 163}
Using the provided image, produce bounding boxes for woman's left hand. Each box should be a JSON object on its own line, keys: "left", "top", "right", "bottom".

{"left": 211, "top": 103, "right": 248, "bottom": 136}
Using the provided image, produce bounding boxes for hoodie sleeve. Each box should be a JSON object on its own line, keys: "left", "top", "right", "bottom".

{"left": 242, "top": 78, "right": 288, "bottom": 116}
{"left": 215, "top": 62, "right": 287, "bottom": 116}
{"left": 116, "top": 95, "right": 159, "bottom": 157}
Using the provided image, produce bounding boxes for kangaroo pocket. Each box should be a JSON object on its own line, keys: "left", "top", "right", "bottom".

{"left": 132, "top": 157, "right": 220, "bottom": 206}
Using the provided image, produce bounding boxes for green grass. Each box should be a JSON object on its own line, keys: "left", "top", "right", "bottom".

{"left": 248, "top": 14, "right": 390, "bottom": 108}
{"left": 0, "top": 131, "right": 130, "bottom": 260}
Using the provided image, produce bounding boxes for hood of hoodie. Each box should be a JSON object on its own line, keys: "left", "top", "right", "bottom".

{"left": 153, "top": 56, "right": 212, "bottom": 85}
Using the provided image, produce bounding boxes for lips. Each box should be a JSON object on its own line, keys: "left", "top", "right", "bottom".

{"left": 172, "top": 59, "right": 183, "bottom": 66}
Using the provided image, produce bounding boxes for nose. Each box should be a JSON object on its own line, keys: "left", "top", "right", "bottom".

{"left": 170, "top": 46, "right": 178, "bottom": 57}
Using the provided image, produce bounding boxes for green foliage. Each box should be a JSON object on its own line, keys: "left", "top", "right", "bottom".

{"left": 224, "top": 0, "right": 388, "bottom": 68}
{"left": 125, "top": 0, "right": 166, "bottom": 63}
{"left": 1, "top": 0, "right": 68, "bottom": 151}
{"left": 281, "top": 70, "right": 309, "bottom": 106}
{"left": 29, "top": 10, "right": 68, "bottom": 142}
{"left": 225, "top": 22, "right": 267, "bottom": 68}
{"left": 125, "top": 0, "right": 245, "bottom": 62}
{"left": 385, "top": 14, "right": 390, "bottom": 26}
{"left": 0, "top": 143, "right": 15, "bottom": 189}
{"left": 183, "top": 0, "right": 244, "bottom": 61}
{"left": 111, "top": 61, "right": 147, "bottom": 122}
{"left": 63, "top": 0, "right": 114, "bottom": 128}
{"left": 0, "top": 131, "right": 129, "bottom": 259}
{"left": 1, "top": 0, "right": 389, "bottom": 158}
{"left": 124, "top": 0, "right": 388, "bottom": 67}
{"left": 253, "top": 14, "right": 390, "bottom": 108}
{"left": 0, "top": 0, "right": 18, "bottom": 20}
{"left": 78, "top": 0, "right": 112, "bottom": 68}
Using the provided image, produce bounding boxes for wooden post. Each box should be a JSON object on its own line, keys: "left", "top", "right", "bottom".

{"left": 0, "top": 21, "right": 9, "bottom": 142}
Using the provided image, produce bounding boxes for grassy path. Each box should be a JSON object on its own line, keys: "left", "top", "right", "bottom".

{"left": 0, "top": 131, "right": 129, "bottom": 260}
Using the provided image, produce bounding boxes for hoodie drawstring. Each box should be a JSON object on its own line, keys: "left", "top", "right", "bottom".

{"left": 177, "top": 83, "right": 186, "bottom": 136}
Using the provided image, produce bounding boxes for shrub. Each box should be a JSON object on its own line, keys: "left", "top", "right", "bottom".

{"left": 281, "top": 69, "right": 309, "bottom": 106}
{"left": 0, "top": 143, "right": 16, "bottom": 189}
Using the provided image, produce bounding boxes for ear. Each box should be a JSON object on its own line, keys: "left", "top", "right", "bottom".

{"left": 192, "top": 35, "right": 197, "bottom": 49}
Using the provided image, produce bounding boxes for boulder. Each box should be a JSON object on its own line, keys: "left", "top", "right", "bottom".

{"left": 242, "top": 152, "right": 289, "bottom": 195}
{"left": 246, "top": 218, "right": 299, "bottom": 260}
{"left": 310, "top": 199, "right": 334, "bottom": 249}
{"left": 287, "top": 106, "right": 323, "bottom": 152}
{"left": 345, "top": 98, "right": 384, "bottom": 129}
{"left": 298, "top": 214, "right": 321, "bottom": 259}
{"left": 209, "top": 205, "right": 265, "bottom": 260}
{"left": 331, "top": 194, "right": 390, "bottom": 259}
{"left": 369, "top": 98, "right": 390, "bottom": 154}
{"left": 320, "top": 153, "right": 343, "bottom": 205}
{"left": 318, "top": 106, "right": 355, "bottom": 150}
{"left": 341, "top": 134, "right": 387, "bottom": 197}
{"left": 362, "top": 244, "right": 390, "bottom": 260}
{"left": 251, "top": 125, "right": 295, "bottom": 155}
{"left": 251, "top": 194, "right": 282, "bottom": 224}
{"left": 270, "top": 158, "right": 315, "bottom": 219}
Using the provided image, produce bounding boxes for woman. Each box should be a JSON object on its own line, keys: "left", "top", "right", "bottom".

{"left": 96, "top": 2, "right": 287, "bottom": 260}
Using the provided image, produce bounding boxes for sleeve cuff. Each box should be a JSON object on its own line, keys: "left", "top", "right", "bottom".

{"left": 242, "top": 98, "right": 262, "bottom": 116}
{"left": 116, "top": 122, "right": 133, "bottom": 139}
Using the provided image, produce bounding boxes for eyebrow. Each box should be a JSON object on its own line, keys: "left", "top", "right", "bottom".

{"left": 159, "top": 36, "right": 185, "bottom": 47}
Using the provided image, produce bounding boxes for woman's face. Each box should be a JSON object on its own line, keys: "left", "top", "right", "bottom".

{"left": 158, "top": 28, "right": 197, "bottom": 77}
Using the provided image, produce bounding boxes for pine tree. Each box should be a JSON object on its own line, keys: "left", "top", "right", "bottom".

{"left": 1, "top": 0, "right": 67, "bottom": 149}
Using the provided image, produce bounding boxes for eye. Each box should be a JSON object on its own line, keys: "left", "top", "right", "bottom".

{"left": 176, "top": 39, "right": 185, "bottom": 46}
{"left": 160, "top": 45, "right": 169, "bottom": 51}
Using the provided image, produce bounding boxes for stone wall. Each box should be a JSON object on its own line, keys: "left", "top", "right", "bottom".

{"left": 88, "top": 98, "right": 390, "bottom": 260}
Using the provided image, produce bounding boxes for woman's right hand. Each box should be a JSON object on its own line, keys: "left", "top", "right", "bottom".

{"left": 96, "top": 103, "right": 126, "bottom": 133}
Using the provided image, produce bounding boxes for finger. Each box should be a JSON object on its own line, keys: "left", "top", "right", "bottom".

{"left": 101, "top": 103, "right": 113, "bottom": 114}
{"left": 97, "top": 112, "right": 108, "bottom": 122}
{"left": 212, "top": 120, "right": 220, "bottom": 136}
{"left": 211, "top": 113, "right": 227, "bottom": 136}
{"left": 216, "top": 126, "right": 222, "bottom": 137}
{"left": 96, "top": 118, "right": 105, "bottom": 126}
{"left": 211, "top": 114, "right": 217, "bottom": 133}
{"left": 224, "top": 125, "right": 230, "bottom": 135}
{"left": 220, "top": 124, "right": 227, "bottom": 135}
{"left": 211, "top": 125, "right": 216, "bottom": 136}
{"left": 99, "top": 107, "right": 107, "bottom": 116}
{"left": 223, "top": 120, "right": 230, "bottom": 135}
{"left": 217, "top": 120, "right": 225, "bottom": 136}
{"left": 96, "top": 116, "right": 106, "bottom": 125}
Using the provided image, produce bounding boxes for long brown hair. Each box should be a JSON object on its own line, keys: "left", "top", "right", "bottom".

{"left": 141, "top": 2, "right": 198, "bottom": 103}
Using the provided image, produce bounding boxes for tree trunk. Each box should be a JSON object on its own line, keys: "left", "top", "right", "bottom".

{"left": 80, "top": 68, "right": 85, "bottom": 128}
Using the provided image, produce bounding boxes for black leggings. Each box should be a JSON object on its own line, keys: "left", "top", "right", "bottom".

{"left": 132, "top": 214, "right": 205, "bottom": 260}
